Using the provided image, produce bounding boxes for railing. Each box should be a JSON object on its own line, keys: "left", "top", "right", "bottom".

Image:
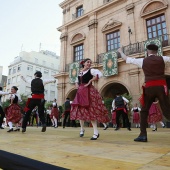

{"left": 97, "top": 34, "right": 170, "bottom": 64}
{"left": 72, "top": 10, "right": 84, "bottom": 20}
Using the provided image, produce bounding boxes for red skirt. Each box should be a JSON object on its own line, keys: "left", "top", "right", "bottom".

{"left": 133, "top": 112, "right": 140, "bottom": 123}
{"left": 112, "top": 111, "right": 116, "bottom": 124}
{"left": 148, "top": 103, "right": 162, "bottom": 123}
{"left": 51, "top": 107, "right": 59, "bottom": 119}
{"left": 5, "top": 104, "right": 22, "bottom": 123}
{"left": 71, "top": 85, "right": 109, "bottom": 123}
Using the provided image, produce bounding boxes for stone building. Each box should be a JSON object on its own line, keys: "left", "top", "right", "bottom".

{"left": 56, "top": 0, "right": 170, "bottom": 106}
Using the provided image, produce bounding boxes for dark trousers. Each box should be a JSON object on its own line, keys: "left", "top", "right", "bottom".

{"left": 22, "top": 99, "right": 45, "bottom": 129}
{"left": 0, "top": 106, "right": 5, "bottom": 127}
{"left": 116, "top": 109, "right": 130, "bottom": 128}
{"left": 46, "top": 114, "right": 51, "bottom": 126}
{"left": 140, "top": 86, "right": 170, "bottom": 136}
{"left": 63, "top": 111, "right": 70, "bottom": 127}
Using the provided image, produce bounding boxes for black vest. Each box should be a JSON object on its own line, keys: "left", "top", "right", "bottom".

{"left": 78, "top": 69, "right": 93, "bottom": 84}
{"left": 115, "top": 96, "right": 124, "bottom": 108}
{"left": 142, "top": 55, "right": 165, "bottom": 82}
{"left": 10, "top": 95, "right": 18, "bottom": 104}
{"left": 65, "top": 100, "right": 71, "bottom": 111}
{"left": 133, "top": 108, "right": 139, "bottom": 112}
{"left": 31, "top": 78, "right": 44, "bottom": 94}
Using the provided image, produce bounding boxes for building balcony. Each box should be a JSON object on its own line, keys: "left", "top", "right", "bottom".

{"left": 97, "top": 34, "right": 170, "bottom": 64}
{"left": 72, "top": 10, "right": 84, "bottom": 20}
{"left": 64, "top": 34, "right": 170, "bottom": 72}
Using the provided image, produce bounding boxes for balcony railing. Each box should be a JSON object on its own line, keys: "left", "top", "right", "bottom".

{"left": 97, "top": 34, "right": 170, "bottom": 64}
{"left": 72, "top": 10, "right": 84, "bottom": 20}
{"left": 64, "top": 34, "right": 170, "bottom": 71}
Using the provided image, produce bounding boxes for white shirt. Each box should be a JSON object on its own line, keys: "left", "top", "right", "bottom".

{"left": 126, "top": 55, "right": 170, "bottom": 68}
{"left": 131, "top": 107, "right": 141, "bottom": 112}
{"left": 75, "top": 68, "right": 102, "bottom": 83}
{"left": 112, "top": 96, "right": 129, "bottom": 110}
{"left": 21, "top": 76, "right": 56, "bottom": 86}
{"left": 10, "top": 93, "right": 22, "bottom": 103}
{"left": 52, "top": 102, "right": 56, "bottom": 107}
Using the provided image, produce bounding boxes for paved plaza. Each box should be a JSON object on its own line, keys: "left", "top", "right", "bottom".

{"left": 0, "top": 127, "right": 170, "bottom": 170}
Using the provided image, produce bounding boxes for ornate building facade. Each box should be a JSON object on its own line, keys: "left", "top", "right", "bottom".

{"left": 56, "top": 0, "right": 170, "bottom": 105}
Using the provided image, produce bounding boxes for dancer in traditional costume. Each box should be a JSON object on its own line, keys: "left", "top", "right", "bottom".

{"left": 71, "top": 58, "right": 109, "bottom": 140}
{"left": 5, "top": 86, "right": 22, "bottom": 132}
{"left": 112, "top": 93, "right": 131, "bottom": 131}
{"left": 21, "top": 71, "right": 56, "bottom": 133}
{"left": 0, "top": 87, "right": 10, "bottom": 129}
{"left": 148, "top": 100, "right": 165, "bottom": 131}
{"left": 51, "top": 99, "right": 59, "bottom": 128}
{"left": 31, "top": 107, "right": 38, "bottom": 127}
{"left": 131, "top": 104, "right": 141, "bottom": 128}
{"left": 118, "top": 44, "right": 170, "bottom": 142}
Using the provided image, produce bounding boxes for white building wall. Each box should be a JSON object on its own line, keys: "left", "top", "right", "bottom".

{"left": 5, "top": 50, "right": 60, "bottom": 102}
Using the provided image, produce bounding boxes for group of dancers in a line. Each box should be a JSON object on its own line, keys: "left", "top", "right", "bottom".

{"left": 0, "top": 43, "right": 170, "bottom": 142}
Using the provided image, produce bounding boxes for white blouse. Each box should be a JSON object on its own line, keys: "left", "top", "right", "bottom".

{"left": 75, "top": 68, "right": 102, "bottom": 83}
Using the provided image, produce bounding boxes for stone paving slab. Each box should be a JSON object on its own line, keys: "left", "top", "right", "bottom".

{"left": 0, "top": 127, "right": 170, "bottom": 170}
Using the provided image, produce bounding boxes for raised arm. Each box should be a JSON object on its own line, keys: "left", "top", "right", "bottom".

{"left": 118, "top": 48, "right": 143, "bottom": 68}
{"left": 43, "top": 79, "right": 56, "bottom": 86}
{"left": 21, "top": 75, "right": 31, "bottom": 84}
{"left": 0, "top": 91, "right": 10, "bottom": 95}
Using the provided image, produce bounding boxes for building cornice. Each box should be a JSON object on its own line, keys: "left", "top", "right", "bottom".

{"left": 59, "top": 0, "right": 75, "bottom": 9}
{"left": 57, "top": 0, "right": 126, "bottom": 31}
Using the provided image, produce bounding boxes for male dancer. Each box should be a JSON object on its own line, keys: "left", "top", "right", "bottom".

{"left": 0, "top": 87, "right": 10, "bottom": 129}
{"left": 118, "top": 44, "right": 170, "bottom": 142}
{"left": 112, "top": 92, "right": 131, "bottom": 131}
{"left": 21, "top": 71, "right": 56, "bottom": 133}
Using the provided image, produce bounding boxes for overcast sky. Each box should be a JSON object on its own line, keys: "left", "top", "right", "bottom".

{"left": 0, "top": 0, "right": 63, "bottom": 75}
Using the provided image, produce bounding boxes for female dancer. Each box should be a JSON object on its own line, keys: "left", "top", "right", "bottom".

{"left": 131, "top": 103, "right": 141, "bottom": 128}
{"left": 71, "top": 58, "right": 109, "bottom": 140}
{"left": 51, "top": 99, "right": 59, "bottom": 128}
{"left": 148, "top": 99, "right": 165, "bottom": 131}
{"left": 5, "top": 86, "right": 22, "bottom": 132}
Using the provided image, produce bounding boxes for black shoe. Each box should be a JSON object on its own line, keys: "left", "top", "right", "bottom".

{"left": 134, "top": 136, "right": 147, "bottom": 142}
{"left": 103, "top": 126, "right": 108, "bottom": 130}
{"left": 162, "top": 125, "right": 165, "bottom": 128}
{"left": 42, "top": 124, "right": 46, "bottom": 132}
{"left": 115, "top": 128, "right": 119, "bottom": 131}
{"left": 152, "top": 128, "right": 157, "bottom": 131}
{"left": 14, "top": 128, "right": 20, "bottom": 132}
{"left": 7, "top": 128, "right": 13, "bottom": 132}
{"left": 0, "top": 127, "right": 4, "bottom": 129}
{"left": 127, "top": 127, "right": 131, "bottom": 131}
{"left": 90, "top": 134, "right": 100, "bottom": 140}
{"left": 63, "top": 126, "right": 65, "bottom": 128}
{"left": 80, "top": 130, "right": 85, "bottom": 137}
{"left": 22, "top": 128, "right": 26, "bottom": 133}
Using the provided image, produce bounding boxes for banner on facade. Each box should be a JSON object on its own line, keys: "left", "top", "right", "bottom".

{"left": 103, "top": 51, "right": 118, "bottom": 77}
{"left": 69, "top": 62, "right": 80, "bottom": 83}
{"left": 144, "top": 37, "right": 162, "bottom": 57}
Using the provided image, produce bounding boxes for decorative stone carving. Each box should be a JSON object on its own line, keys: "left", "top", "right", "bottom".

{"left": 141, "top": 0, "right": 168, "bottom": 17}
{"left": 66, "top": 6, "right": 70, "bottom": 12}
{"left": 126, "top": 3, "right": 135, "bottom": 15}
{"left": 88, "top": 19, "right": 98, "bottom": 30}
{"left": 102, "top": 19, "right": 122, "bottom": 32}
{"left": 70, "top": 32, "right": 86, "bottom": 45}
{"left": 60, "top": 32, "right": 68, "bottom": 42}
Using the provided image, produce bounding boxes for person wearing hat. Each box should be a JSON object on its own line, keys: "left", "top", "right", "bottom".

{"left": 0, "top": 87, "right": 11, "bottom": 129}
{"left": 71, "top": 58, "right": 109, "bottom": 140}
{"left": 118, "top": 44, "right": 170, "bottom": 142}
{"left": 21, "top": 71, "right": 56, "bottom": 133}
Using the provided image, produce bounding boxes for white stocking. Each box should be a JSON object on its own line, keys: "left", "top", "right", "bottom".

{"left": 53, "top": 116, "right": 57, "bottom": 127}
{"left": 51, "top": 119, "right": 54, "bottom": 126}
{"left": 103, "top": 123, "right": 107, "bottom": 128}
{"left": 79, "top": 120, "right": 84, "bottom": 132}
{"left": 8, "top": 122, "right": 13, "bottom": 129}
{"left": 91, "top": 120, "right": 98, "bottom": 137}
{"left": 160, "top": 121, "right": 164, "bottom": 126}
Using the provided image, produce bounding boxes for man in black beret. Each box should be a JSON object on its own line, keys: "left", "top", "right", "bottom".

{"left": 118, "top": 44, "right": 170, "bottom": 142}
